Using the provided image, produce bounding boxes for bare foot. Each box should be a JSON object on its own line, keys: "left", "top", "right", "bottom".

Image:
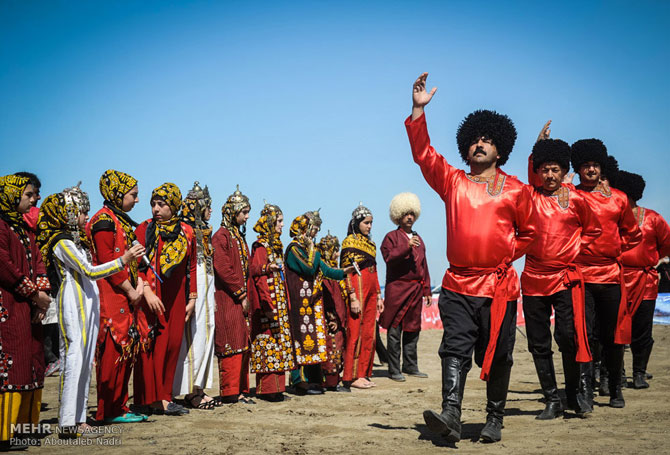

{"left": 351, "top": 378, "right": 372, "bottom": 389}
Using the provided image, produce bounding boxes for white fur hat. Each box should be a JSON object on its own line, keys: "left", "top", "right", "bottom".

{"left": 389, "top": 192, "right": 421, "bottom": 225}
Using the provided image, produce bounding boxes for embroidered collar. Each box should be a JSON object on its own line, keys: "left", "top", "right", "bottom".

{"left": 465, "top": 169, "right": 506, "bottom": 196}
{"left": 578, "top": 181, "right": 611, "bottom": 198}
{"left": 541, "top": 185, "right": 570, "bottom": 210}
{"left": 633, "top": 206, "right": 645, "bottom": 227}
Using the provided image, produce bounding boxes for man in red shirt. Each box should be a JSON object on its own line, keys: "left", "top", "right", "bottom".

{"left": 571, "top": 141, "right": 642, "bottom": 408}
{"left": 615, "top": 171, "right": 670, "bottom": 389}
{"left": 407, "top": 73, "right": 536, "bottom": 443}
{"left": 523, "top": 135, "right": 601, "bottom": 419}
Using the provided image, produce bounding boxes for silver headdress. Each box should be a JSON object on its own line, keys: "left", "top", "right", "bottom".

{"left": 62, "top": 181, "right": 90, "bottom": 248}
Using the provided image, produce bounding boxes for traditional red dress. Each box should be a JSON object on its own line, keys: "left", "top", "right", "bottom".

{"left": 405, "top": 113, "right": 536, "bottom": 380}
{"left": 212, "top": 227, "right": 250, "bottom": 398}
{"left": 248, "top": 242, "right": 294, "bottom": 395}
{"left": 573, "top": 183, "right": 642, "bottom": 343}
{"left": 0, "top": 219, "right": 50, "bottom": 441}
{"left": 133, "top": 220, "right": 197, "bottom": 405}
{"left": 621, "top": 207, "right": 670, "bottom": 316}
{"left": 340, "top": 234, "right": 382, "bottom": 382}
{"left": 379, "top": 228, "right": 431, "bottom": 332}
{"left": 87, "top": 206, "right": 140, "bottom": 420}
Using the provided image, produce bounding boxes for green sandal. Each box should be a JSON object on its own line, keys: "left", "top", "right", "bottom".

{"left": 103, "top": 412, "right": 145, "bottom": 423}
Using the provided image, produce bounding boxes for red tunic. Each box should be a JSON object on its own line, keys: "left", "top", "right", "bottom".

{"left": 573, "top": 183, "right": 642, "bottom": 283}
{"left": 522, "top": 160, "right": 602, "bottom": 296}
{"left": 212, "top": 227, "right": 250, "bottom": 357}
{"left": 406, "top": 113, "right": 536, "bottom": 380}
{"left": 87, "top": 207, "right": 137, "bottom": 355}
{"left": 134, "top": 220, "right": 197, "bottom": 403}
{"left": 405, "top": 114, "right": 535, "bottom": 299}
{"left": 621, "top": 207, "right": 670, "bottom": 306}
{"left": 379, "top": 228, "right": 431, "bottom": 332}
{"left": 0, "top": 220, "right": 50, "bottom": 392}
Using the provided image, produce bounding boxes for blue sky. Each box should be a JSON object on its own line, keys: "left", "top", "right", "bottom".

{"left": 2, "top": 0, "right": 669, "bottom": 285}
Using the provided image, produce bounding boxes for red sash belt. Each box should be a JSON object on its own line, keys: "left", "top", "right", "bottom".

{"left": 562, "top": 265, "right": 592, "bottom": 362}
{"left": 525, "top": 260, "right": 592, "bottom": 363}
{"left": 450, "top": 263, "right": 511, "bottom": 381}
{"left": 614, "top": 261, "right": 631, "bottom": 345}
{"left": 620, "top": 265, "right": 655, "bottom": 341}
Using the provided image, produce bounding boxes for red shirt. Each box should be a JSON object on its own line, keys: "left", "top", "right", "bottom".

{"left": 573, "top": 183, "right": 642, "bottom": 283}
{"left": 405, "top": 113, "right": 536, "bottom": 299}
{"left": 522, "top": 160, "right": 602, "bottom": 296}
{"left": 621, "top": 207, "right": 670, "bottom": 300}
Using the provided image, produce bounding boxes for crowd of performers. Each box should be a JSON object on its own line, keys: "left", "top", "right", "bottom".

{"left": 1, "top": 166, "right": 434, "bottom": 449}
{"left": 409, "top": 72, "right": 670, "bottom": 444}
{"left": 1, "top": 71, "right": 669, "bottom": 450}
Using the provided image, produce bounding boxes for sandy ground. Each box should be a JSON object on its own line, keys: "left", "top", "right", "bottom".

{"left": 26, "top": 325, "right": 670, "bottom": 454}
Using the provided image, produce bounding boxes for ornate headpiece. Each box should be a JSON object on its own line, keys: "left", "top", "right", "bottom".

{"left": 183, "top": 181, "right": 211, "bottom": 226}
{"left": 222, "top": 184, "right": 251, "bottom": 229}
{"left": 62, "top": 182, "right": 90, "bottom": 245}
{"left": 348, "top": 202, "right": 373, "bottom": 236}
{"left": 316, "top": 230, "right": 340, "bottom": 265}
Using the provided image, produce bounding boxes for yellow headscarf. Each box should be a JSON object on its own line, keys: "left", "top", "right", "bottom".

{"left": 147, "top": 183, "right": 187, "bottom": 277}
{"left": 99, "top": 169, "right": 138, "bottom": 209}
{"left": 253, "top": 203, "right": 283, "bottom": 256}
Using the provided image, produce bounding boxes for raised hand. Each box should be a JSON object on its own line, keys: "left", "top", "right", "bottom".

{"left": 412, "top": 72, "right": 437, "bottom": 120}
{"left": 536, "top": 120, "right": 552, "bottom": 143}
{"left": 122, "top": 243, "right": 146, "bottom": 265}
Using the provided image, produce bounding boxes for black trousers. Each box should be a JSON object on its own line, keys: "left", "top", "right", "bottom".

{"left": 584, "top": 283, "right": 622, "bottom": 350}
{"left": 437, "top": 288, "right": 516, "bottom": 370}
{"left": 523, "top": 290, "right": 576, "bottom": 358}
{"left": 584, "top": 283, "right": 624, "bottom": 382}
{"left": 631, "top": 299, "right": 655, "bottom": 353}
{"left": 386, "top": 326, "right": 420, "bottom": 375}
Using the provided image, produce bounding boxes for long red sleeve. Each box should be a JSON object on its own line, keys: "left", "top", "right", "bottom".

{"left": 212, "top": 229, "right": 245, "bottom": 298}
{"left": 250, "top": 245, "right": 274, "bottom": 312}
{"left": 92, "top": 230, "right": 129, "bottom": 287}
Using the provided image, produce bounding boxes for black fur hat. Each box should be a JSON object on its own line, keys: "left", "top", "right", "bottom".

{"left": 456, "top": 110, "right": 517, "bottom": 167}
{"left": 602, "top": 155, "right": 620, "bottom": 187}
{"left": 571, "top": 139, "right": 608, "bottom": 172}
{"left": 532, "top": 139, "right": 571, "bottom": 172}
{"left": 613, "top": 170, "right": 646, "bottom": 202}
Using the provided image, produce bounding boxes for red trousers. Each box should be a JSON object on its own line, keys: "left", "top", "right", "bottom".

{"left": 255, "top": 372, "right": 286, "bottom": 395}
{"left": 218, "top": 351, "right": 250, "bottom": 397}
{"left": 343, "top": 268, "right": 378, "bottom": 382}
{"left": 95, "top": 331, "right": 132, "bottom": 420}
{"left": 134, "top": 306, "right": 185, "bottom": 404}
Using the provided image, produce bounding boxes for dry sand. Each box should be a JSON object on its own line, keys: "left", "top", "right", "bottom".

{"left": 30, "top": 325, "right": 670, "bottom": 454}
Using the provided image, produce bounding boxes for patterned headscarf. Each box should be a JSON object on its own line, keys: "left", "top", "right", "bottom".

{"left": 96, "top": 169, "right": 139, "bottom": 251}
{"left": 316, "top": 231, "right": 340, "bottom": 268}
{"left": 253, "top": 202, "right": 283, "bottom": 256}
{"left": 0, "top": 174, "right": 31, "bottom": 267}
{"left": 99, "top": 169, "right": 138, "bottom": 209}
{"left": 36, "top": 186, "right": 91, "bottom": 294}
{"left": 222, "top": 185, "right": 251, "bottom": 275}
{"left": 146, "top": 183, "right": 187, "bottom": 278}
{"left": 181, "top": 181, "right": 213, "bottom": 261}
{"left": 0, "top": 174, "right": 30, "bottom": 229}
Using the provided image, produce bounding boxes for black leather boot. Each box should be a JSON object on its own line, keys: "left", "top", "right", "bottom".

{"left": 562, "top": 352, "right": 592, "bottom": 416}
{"left": 423, "top": 357, "right": 463, "bottom": 442}
{"left": 606, "top": 347, "right": 625, "bottom": 408}
{"left": 632, "top": 345, "right": 652, "bottom": 389}
{"left": 480, "top": 362, "right": 511, "bottom": 443}
{"left": 532, "top": 355, "right": 563, "bottom": 420}
{"left": 579, "top": 362, "right": 594, "bottom": 407}
{"left": 598, "top": 363, "right": 610, "bottom": 396}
